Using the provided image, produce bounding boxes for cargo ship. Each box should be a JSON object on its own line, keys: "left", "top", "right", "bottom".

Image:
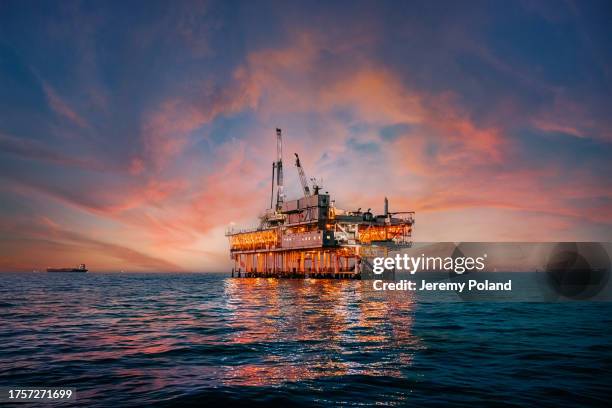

{"left": 226, "top": 128, "right": 415, "bottom": 279}
{"left": 47, "top": 264, "right": 88, "bottom": 273}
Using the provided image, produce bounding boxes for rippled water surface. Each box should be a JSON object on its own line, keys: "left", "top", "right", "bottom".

{"left": 0, "top": 272, "right": 610, "bottom": 407}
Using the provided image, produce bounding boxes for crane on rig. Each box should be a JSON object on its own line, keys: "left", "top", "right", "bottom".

{"left": 294, "top": 153, "right": 311, "bottom": 196}
{"left": 294, "top": 152, "right": 321, "bottom": 196}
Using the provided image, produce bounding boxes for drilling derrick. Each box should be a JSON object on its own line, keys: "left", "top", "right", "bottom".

{"left": 226, "top": 128, "right": 415, "bottom": 279}
{"left": 275, "top": 128, "right": 284, "bottom": 211}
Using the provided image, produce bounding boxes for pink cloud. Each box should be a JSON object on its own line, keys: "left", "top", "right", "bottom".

{"left": 41, "top": 81, "right": 90, "bottom": 128}
{"left": 0, "top": 215, "right": 183, "bottom": 272}
{"left": 0, "top": 132, "right": 146, "bottom": 175}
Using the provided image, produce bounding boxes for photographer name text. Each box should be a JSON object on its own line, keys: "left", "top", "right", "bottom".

{"left": 373, "top": 279, "right": 512, "bottom": 292}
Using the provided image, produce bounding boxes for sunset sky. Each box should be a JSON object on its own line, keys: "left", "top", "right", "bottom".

{"left": 1, "top": 0, "right": 611, "bottom": 272}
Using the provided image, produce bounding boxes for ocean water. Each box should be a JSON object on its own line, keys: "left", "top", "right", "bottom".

{"left": 0, "top": 272, "right": 610, "bottom": 407}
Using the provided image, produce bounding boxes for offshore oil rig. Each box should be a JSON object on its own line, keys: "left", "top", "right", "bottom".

{"left": 226, "top": 129, "right": 415, "bottom": 279}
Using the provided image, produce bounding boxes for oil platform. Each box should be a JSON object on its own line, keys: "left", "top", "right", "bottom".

{"left": 226, "top": 128, "right": 415, "bottom": 279}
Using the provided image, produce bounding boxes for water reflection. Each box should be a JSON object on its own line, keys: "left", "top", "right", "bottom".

{"left": 0, "top": 273, "right": 423, "bottom": 397}
{"left": 222, "top": 278, "right": 421, "bottom": 386}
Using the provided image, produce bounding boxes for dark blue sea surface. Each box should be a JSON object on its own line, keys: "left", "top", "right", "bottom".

{"left": 0, "top": 272, "right": 610, "bottom": 407}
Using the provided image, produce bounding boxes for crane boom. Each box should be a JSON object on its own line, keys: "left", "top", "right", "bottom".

{"left": 294, "top": 153, "right": 311, "bottom": 196}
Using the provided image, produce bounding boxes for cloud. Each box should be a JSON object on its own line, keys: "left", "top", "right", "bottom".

{"left": 0, "top": 132, "right": 92, "bottom": 168}
{"left": 0, "top": 132, "right": 149, "bottom": 176}
{"left": 4, "top": 173, "right": 187, "bottom": 218}
{"left": 531, "top": 92, "right": 612, "bottom": 142}
{"left": 41, "top": 81, "right": 90, "bottom": 128}
{"left": 140, "top": 79, "right": 257, "bottom": 171}
{"left": 0, "top": 215, "right": 183, "bottom": 271}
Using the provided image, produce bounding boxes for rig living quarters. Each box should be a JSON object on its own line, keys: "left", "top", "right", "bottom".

{"left": 226, "top": 129, "right": 415, "bottom": 279}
